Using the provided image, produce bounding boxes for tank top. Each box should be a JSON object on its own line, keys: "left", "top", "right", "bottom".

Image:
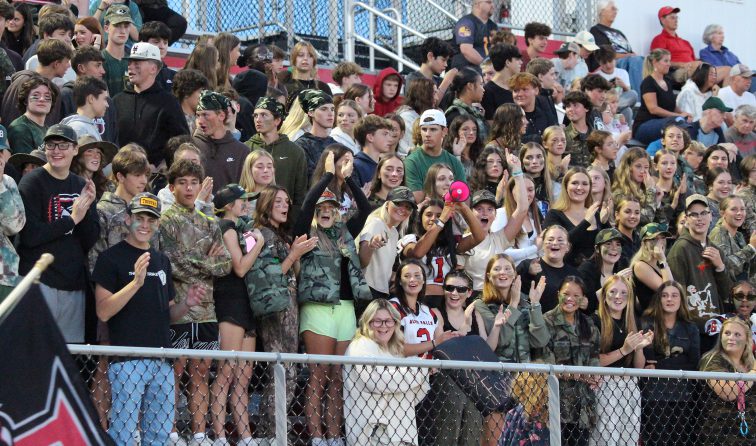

{"left": 438, "top": 304, "right": 480, "bottom": 336}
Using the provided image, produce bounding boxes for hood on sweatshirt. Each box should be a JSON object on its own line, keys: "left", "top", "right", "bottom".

{"left": 372, "top": 67, "right": 404, "bottom": 117}
{"left": 60, "top": 114, "right": 102, "bottom": 140}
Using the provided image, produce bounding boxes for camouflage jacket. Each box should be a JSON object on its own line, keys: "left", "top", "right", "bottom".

{"left": 565, "top": 124, "right": 591, "bottom": 169}
{"left": 245, "top": 226, "right": 297, "bottom": 316}
{"left": 737, "top": 185, "right": 756, "bottom": 235}
{"left": 0, "top": 49, "right": 14, "bottom": 98}
{"left": 159, "top": 203, "right": 231, "bottom": 323}
{"left": 88, "top": 191, "right": 160, "bottom": 274}
{"left": 540, "top": 307, "right": 600, "bottom": 429}
{"left": 298, "top": 224, "right": 371, "bottom": 305}
{"left": 473, "top": 295, "right": 549, "bottom": 363}
{"left": 0, "top": 175, "right": 25, "bottom": 287}
{"left": 709, "top": 220, "right": 756, "bottom": 284}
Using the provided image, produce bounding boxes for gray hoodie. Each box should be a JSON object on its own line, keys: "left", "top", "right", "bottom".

{"left": 60, "top": 114, "right": 101, "bottom": 141}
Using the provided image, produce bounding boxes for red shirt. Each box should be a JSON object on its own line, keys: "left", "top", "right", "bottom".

{"left": 650, "top": 29, "right": 695, "bottom": 63}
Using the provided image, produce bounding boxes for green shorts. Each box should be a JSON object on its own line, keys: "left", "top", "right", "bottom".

{"left": 299, "top": 300, "right": 356, "bottom": 342}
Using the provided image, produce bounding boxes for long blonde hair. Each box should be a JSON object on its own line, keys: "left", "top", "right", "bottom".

{"left": 597, "top": 275, "right": 637, "bottom": 362}
{"left": 354, "top": 299, "right": 405, "bottom": 357}
{"left": 701, "top": 317, "right": 755, "bottom": 371}
{"left": 521, "top": 142, "right": 554, "bottom": 201}
{"left": 551, "top": 167, "right": 593, "bottom": 212}
{"left": 543, "top": 125, "right": 567, "bottom": 180}
{"left": 239, "top": 150, "right": 275, "bottom": 192}
{"left": 280, "top": 97, "right": 310, "bottom": 139}
{"left": 612, "top": 147, "right": 650, "bottom": 204}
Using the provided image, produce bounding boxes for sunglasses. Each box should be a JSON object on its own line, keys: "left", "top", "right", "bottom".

{"left": 733, "top": 293, "right": 756, "bottom": 302}
{"left": 444, "top": 285, "right": 470, "bottom": 293}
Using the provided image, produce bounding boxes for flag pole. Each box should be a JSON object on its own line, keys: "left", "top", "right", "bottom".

{"left": 0, "top": 253, "right": 54, "bottom": 324}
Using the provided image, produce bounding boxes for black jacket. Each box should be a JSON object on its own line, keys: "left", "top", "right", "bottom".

{"left": 113, "top": 80, "right": 190, "bottom": 165}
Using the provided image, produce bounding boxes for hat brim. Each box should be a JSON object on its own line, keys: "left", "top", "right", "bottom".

{"left": 8, "top": 153, "right": 45, "bottom": 170}
{"left": 124, "top": 56, "right": 163, "bottom": 67}
{"left": 130, "top": 208, "right": 161, "bottom": 219}
{"left": 642, "top": 231, "right": 671, "bottom": 240}
{"left": 391, "top": 199, "right": 417, "bottom": 209}
{"left": 107, "top": 17, "right": 133, "bottom": 25}
{"left": 580, "top": 42, "right": 599, "bottom": 52}
{"left": 43, "top": 134, "right": 77, "bottom": 143}
{"left": 79, "top": 140, "right": 119, "bottom": 166}
{"left": 685, "top": 199, "right": 708, "bottom": 210}
{"left": 471, "top": 198, "right": 497, "bottom": 208}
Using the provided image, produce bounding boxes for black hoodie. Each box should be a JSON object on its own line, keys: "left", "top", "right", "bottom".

{"left": 192, "top": 130, "right": 250, "bottom": 193}
{"left": 113, "top": 80, "right": 190, "bottom": 166}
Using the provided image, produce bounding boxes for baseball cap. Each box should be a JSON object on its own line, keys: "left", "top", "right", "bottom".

{"left": 730, "top": 64, "right": 754, "bottom": 78}
{"left": 0, "top": 124, "right": 8, "bottom": 151}
{"left": 471, "top": 189, "right": 497, "bottom": 208}
{"left": 128, "top": 192, "right": 161, "bottom": 218}
{"left": 657, "top": 6, "right": 680, "bottom": 19}
{"left": 573, "top": 31, "right": 599, "bottom": 52}
{"left": 702, "top": 96, "right": 733, "bottom": 113}
{"left": 104, "top": 5, "right": 133, "bottom": 25}
{"left": 125, "top": 42, "right": 162, "bottom": 65}
{"left": 44, "top": 124, "right": 78, "bottom": 143}
{"left": 685, "top": 193, "right": 708, "bottom": 210}
{"left": 554, "top": 41, "right": 580, "bottom": 55}
{"left": 77, "top": 135, "right": 118, "bottom": 166}
{"left": 595, "top": 228, "right": 623, "bottom": 245}
{"left": 387, "top": 186, "right": 417, "bottom": 209}
{"left": 640, "top": 223, "right": 672, "bottom": 240}
{"left": 316, "top": 188, "right": 340, "bottom": 206}
{"left": 419, "top": 109, "right": 446, "bottom": 127}
{"left": 213, "top": 184, "right": 253, "bottom": 212}
{"left": 8, "top": 149, "right": 46, "bottom": 172}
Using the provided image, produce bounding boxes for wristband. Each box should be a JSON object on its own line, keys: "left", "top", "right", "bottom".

{"left": 433, "top": 219, "right": 445, "bottom": 229}
{"left": 511, "top": 170, "right": 523, "bottom": 177}
{"left": 431, "top": 339, "right": 436, "bottom": 350}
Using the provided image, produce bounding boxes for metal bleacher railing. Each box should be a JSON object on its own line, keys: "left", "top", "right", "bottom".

{"left": 69, "top": 343, "right": 756, "bottom": 446}
{"left": 166, "top": 0, "right": 589, "bottom": 70}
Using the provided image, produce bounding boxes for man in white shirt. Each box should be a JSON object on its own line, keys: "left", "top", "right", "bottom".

{"left": 718, "top": 64, "right": 755, "bottom": 115}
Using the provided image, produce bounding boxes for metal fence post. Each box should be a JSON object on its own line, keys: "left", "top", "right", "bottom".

{"left": 343, "top": 0, "right": 354, "bottom": 61}
{"left": 274, "top": 362, "right": 287, "bottom": 446}
{"left": 547, "top": 372, "right": 562, "bottom": 446}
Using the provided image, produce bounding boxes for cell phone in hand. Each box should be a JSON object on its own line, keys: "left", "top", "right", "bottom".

{"left": 243, "top": 231, "right": 256, "bottom": 252}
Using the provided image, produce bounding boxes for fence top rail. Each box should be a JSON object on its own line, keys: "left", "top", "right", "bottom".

{"left": 67, "top": 344, "right": 756, "bottom": 382}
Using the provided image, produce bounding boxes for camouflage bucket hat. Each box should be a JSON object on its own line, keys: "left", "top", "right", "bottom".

{"left": 640, "top": 223, "right": 672, "bottom": 240}
{"left": 196, "top": 90, "right": 232, "bottom": 112}
{"left": 298, "top": 89, "right": 333, "bottom": 113}
{"left": 595, "top": 228, "right": 623, "bottom": 245}
{"left": 255, "top": 96, "right": 286, "bottom": 119}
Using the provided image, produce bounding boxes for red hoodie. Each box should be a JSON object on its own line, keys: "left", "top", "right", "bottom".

{"left": 372, "top": 67, "right": 404, "bottom": 117}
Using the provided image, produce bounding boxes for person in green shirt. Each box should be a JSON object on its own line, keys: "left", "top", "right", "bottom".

{"left": 404, "top": 108, "right": 466, "bottom": 202}
{"left": 101, "top": 5, "right": 132, "bottom": 96}
{"left": 8, "top": 76, "right": 56, "bottom": 154}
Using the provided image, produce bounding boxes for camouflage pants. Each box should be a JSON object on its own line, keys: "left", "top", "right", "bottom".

{"left": 255, "top": 292, "right": 299, "bottom": 439}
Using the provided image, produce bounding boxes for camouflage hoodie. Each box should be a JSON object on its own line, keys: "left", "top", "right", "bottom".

{"left": 473, "top": 294, "right": 549, "bottom": 363}
{"left": 159, "top": 202, "right": 231, "bottom": 323}
{"left": 0, "top": 174, "right": 25, "bottom": 287}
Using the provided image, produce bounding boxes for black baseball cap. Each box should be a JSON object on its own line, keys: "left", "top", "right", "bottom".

{"left": 214, "top": 183, "right": 252, "bottom": 213}
{"left": 44, "top": 124, "right": 78, "bottom": 143}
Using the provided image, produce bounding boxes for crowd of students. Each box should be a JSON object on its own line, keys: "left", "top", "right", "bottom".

{"left": 0, "top": 0, "right": 755, "bottom": 445}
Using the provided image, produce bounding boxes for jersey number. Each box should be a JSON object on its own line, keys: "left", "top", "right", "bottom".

{"left": 416, "top": 328, "right": 431, "bottom": 343}
{"left": 433, "top": 257, "right": 445, "bottom": 283}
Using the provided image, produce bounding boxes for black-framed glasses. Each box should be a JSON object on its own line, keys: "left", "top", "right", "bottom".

{"left": 444, "top": 285, "right": 470, "bottom": 294}
{"left": 733, "top": 293, "right": 756, "bottom": 302}
{"left": 44, "top": 142, "right": 73, "bottom": 152}
{"left": 369, "top": 318, "right": 396, "bottom": 328}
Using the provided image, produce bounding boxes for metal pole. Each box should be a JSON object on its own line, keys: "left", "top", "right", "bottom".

{"left": 547, "top": 372, "right": 562, "bottom": 446}
{"left": 285, "top": 0, "right": 294, "bottom": 51}
{"left": 368, "top": 0, "right": 375, "bottom": 71}
{"left": 343, "top": 0, "right": 355, "bottom": 61}
{"left": 274, "top": 362, "right": 287, "bottom": 446}
{"left": 328, "top": 0, "right": 340, "bottom": 61}
{"left": 258, "top": 0, "right": 267, "bottom": 40}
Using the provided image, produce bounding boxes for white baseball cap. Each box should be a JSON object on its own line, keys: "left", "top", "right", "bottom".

{"left": 419, "top": 109, "right": 447, "bottom": 127}
{"left": 125, "top": 42, "right": 163, "bottom": 65}
{"left": 573, "top": 31, "right": 599, "bottom": 52}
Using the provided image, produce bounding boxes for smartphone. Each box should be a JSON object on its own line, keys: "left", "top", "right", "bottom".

{"left": 243, "top": 231, "right": 257, "bottom": 252}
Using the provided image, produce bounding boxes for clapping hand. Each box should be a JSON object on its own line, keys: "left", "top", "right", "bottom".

{"left": 185, "top": 283, "right": 206, "bottom": 307}
{"left": 494, "top": 305, "right": 512, "bottom": 327}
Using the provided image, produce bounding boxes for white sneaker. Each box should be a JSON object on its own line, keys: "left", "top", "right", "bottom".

{"left": 189, "top": 434, "right": 214, "bottom": 446}
{"left": 169, "top": 432, "right": 188, "bottom": 446}
{"left": 238, "top": 438, "right": 261, "bottom": 446}
{"left": 327, "top": 438, "right": 345, "bottom": 446}
{"left": 311, "top": 438, "right": 328, "bottom": 446}
{"left": 212, "top": 438, "right": 230, "bottom": 446}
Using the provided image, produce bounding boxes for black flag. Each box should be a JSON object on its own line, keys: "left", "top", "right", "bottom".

{"left": 0, "top": 284, "right": 113, "bottom": 445}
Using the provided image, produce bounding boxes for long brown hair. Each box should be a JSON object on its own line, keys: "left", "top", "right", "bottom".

{"left": 253, "top": 185, "right": 291, "bottom": 241}
{"left": 481, "top": 254, "right": 517, "bottom": 304}
{"left": 214, "top": 32, "right": 241, "bottom": 87}
{"left": 551, "top": 167, "right": 593, "bottom": 212}
{"left": 487, "top": 103, "right": 523, "bottom": 151}
{"left": 597, "top": 275, "right": 637, "bottom": 362}
{"left": 403, "top": 78, "right": 435, "bottom": 114}
{"left": 643, "top": 281, "right": 692, "bottom": 356}
{"left": 184, "top": 43, "right": 219, "bottom": 89}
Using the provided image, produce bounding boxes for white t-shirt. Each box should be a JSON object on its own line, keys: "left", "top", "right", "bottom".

{"left": 398, "top": 234, "right": 454, "bottom": 286}
{"left": 460, "top": 228, "right": 513, "bottom": 291}
{"left": 357, "top": 216, "right": 399, "bottom": 294}
{"left": 717, "top": 86, "right": 756, "bottom": 110}
{"left": 595, "top": 67, "right": 631, "bottom": 90}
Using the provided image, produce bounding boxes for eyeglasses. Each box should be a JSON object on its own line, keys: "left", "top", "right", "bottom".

{"left": 29, "top": 94, "right": 52, "bottom": 102}
{"left": 44, "top": 142, "right": 73, "bottom": 152}
{"left": 444, "top": 285, "right": 470, "bottom": 294}
{"left": 686, "top": 210, "right": 711, "bottom": 219}
{"left": 733, "top": 293, "right": 756, "bottom": 302}
{"left": 370, "top": 318, "right": 396, "bottom": 328}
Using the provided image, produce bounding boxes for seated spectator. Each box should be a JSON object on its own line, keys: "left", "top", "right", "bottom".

{"left": 521, "top": 22, "right": 551, "bottom": 69}
{"left": 373, "top": 67, "right": 403, "bottom": 116}
{"left": 353, "top": 115, "right": 393, "bottom": 187}
{"left": 296, "top": 89, "right": 336, "bottom": 178}
{"left": 449, "top": 0, "right": 497, "bottom": 71}
{"left": 1, "top": 39, "right": 70, "bottom": 128}
{"left": 235, "top": 44, "right": 280, "bottom": 108}
{"left": 445, "top": 67, "right": 488, "bottom": 144}
{"left": 330, "top": 99, "right": 363, "bottom": 154}
{"left": 172, "top": 68, "right": 210, "bottom": 135}
{"left": 278, "top": 41, "right": 332, "bottom": 104}
{"left": 510, "top": 72, "right": 558, "bottom": 144}
{"left": 717, "top": 64, "right": 755, "bottom": 113}
{"left": 590, "top": 0, "right": 645, "bottom": 93}
{"left": 405, "top": 37, "right": 455, "bottom": 100}
{"left": 551, "top": 42, "right": 587, "bottom": 91}
{"left": 689, "top": 97, "right": 730, "bottom": 146}
{"left": 563, "top": 91, "right": 593, "bottom": 168}
{"left": 114, "top": 42, "right": 189, "bottom": 168}
{"left": 593, "top": 45, "right": 638, "bottom": 123}
{"left": 699, "top": 24, "right": 742, "bottom": 82}
{"left": 580, "top": 74, "right": 611, "bottom": 130}
{"left": 2, "top": 3, "right": 34, "bottom": 59}
{"left": 133, "top": 0, "right": 187, "bottom": 46}
{"left": 709, "top": 196, "right": 756, "bottom": 283}
{"left": 343, "top": 299, "right": 428, "bottom": 445}
{"left": 736, "top": 155, "right": 756, "bottom": 234}
{"left": 8, "top": 76, "right": 56, "bottom": 154}
{"left": 573, "top": 30, "right": 600, "bottom": 73}
{"left": 481, "top": 57, "right": 494, "bottom": 83}
{"left": 140, "top": 21, "right": 175, "bottom": 92}
{"left": 343, "top": 83, "right": 374, "bottom": 115}
{"left": 526, "top": 57, "right": 563, "bottom": 113}
{"left": 676, "top": 63, "right": 718, "bottom": 121}
{"left": 329, "top": 61, "right": 363, "bottom": 96}
{"left": 725, "top": 104, "right": 755, "bottom": 157}
{"left": 91, "top": 0, "right": 141, "bottom": 46}
{"left": 650, "top": 6, "right": 703, "bottom": 86}
{"left": 60, "top": 76, "right": 109, "bottom": 140}
{"left": 481, "top": 43, "right": 520, "bottom": 121}
{"left": 633, "top": 49, "right": 692, "bottom": 144}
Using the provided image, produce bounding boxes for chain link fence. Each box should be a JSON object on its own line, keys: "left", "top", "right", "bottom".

{"left": 68, "top": 345, "right": 756, "bottom": 446}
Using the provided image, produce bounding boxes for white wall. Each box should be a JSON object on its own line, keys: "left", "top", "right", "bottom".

{"left": 611, "top": 0, "right": 754, "bottom": 65}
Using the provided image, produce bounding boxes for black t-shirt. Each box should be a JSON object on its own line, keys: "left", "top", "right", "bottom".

{"left": 451, "top": 14, "right": 498, "bottom": 71}
{"left": 92, "top": 240, "right": 175, "bottom": 348}
{"left": 214, "top": 219, "right": 250, "bottom": 303}
{"left": 481, "top": 80, "right": 513, "bottom": 120}
{"left": 592, "top": 313, "right": 633, "bottom": 368}
{"left": 516, "top": 258, "right": 580, "bottom": 313}
{"left": 590, "top": 24, "right": 634, "bottom": 54}
{"left": 634, "top": 76, "right": 677, "bottom": 132}
{"left": 523, "top": 95, "right": 559, "bottom": 144}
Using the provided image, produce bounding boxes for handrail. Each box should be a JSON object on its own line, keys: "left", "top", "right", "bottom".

{"left": 353, "top": 1, "right": 429, "bottom": 41}
{"left": 423, "top": 0, "right": 462, "bottom": 23}
{"left": 354, "top": 35, "right": 421, "bottom": 72}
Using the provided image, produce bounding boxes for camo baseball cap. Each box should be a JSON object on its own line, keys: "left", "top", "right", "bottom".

{"left": 129, "top": 192, "right": 161, "bottom": 218}
{"left": 595, "top": 228, "right": 623, "bottom": 245}
{"left": 196, "top": 90, "right": 232, "bottom": 112}
{"left": 214, "top": 184, "right": 252, "bottom": 212}
{"left": 471, "top": 189, "right": 497, "bottom": 207}
{"left": 298, "top": 89, "right": 333, "bottom": 113}
{"left": 316, "top": 188, "right": 340, "bottom": 206}
{"left": 104, "top": 4, "right": 133, "bottom": 25}
{"left": 387, "top": 186, "right": 417, "bottom": 209}
{"left": 255, "top": 96, "right": 286, "bottom": 119}
{"left": 640, "top": 222, "right": 672, "bottom": 240}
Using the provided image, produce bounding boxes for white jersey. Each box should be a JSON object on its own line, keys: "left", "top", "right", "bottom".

{"left": 389, "top": 298, "right": 438, "bottom": 358}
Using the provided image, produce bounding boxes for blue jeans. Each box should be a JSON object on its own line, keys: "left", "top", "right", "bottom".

{"left": 616, "top": 55, "right": 645, "bottom": 95}
{"left": 634, "top": 118, "right": 669, "bottom": 144}
{"left": 109, "top": 359, "right": 175, "bottom": 446}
